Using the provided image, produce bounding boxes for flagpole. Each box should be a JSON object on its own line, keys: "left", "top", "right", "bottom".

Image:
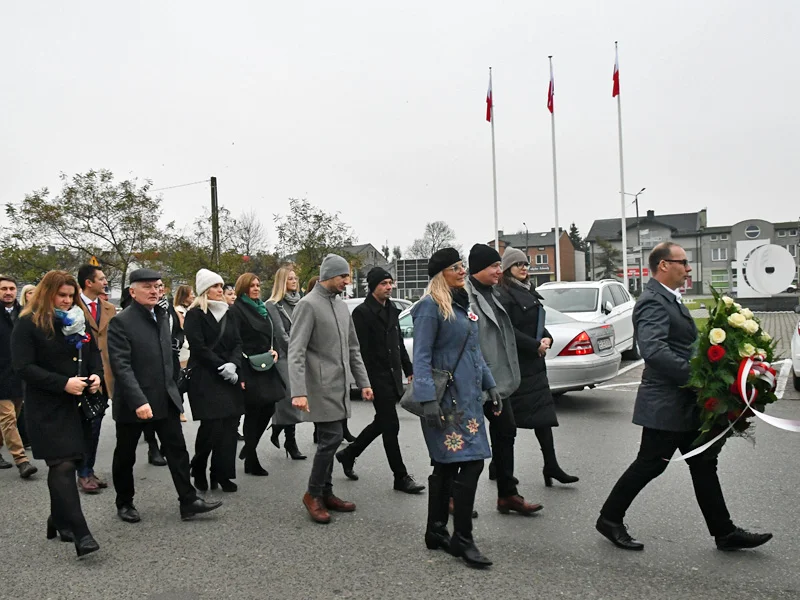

{"left": 548, "top": 56, "right": 562, "bottom": 281}
{"left": 615, "top": 41, "right": 628, "bottom": 289}
{"left": 489, "top": 67, "right": 499, "bottom": 251}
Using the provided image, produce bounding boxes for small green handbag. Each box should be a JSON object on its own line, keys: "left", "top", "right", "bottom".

{"left": 244, "top": 351, "right": 275, "bottom": 372}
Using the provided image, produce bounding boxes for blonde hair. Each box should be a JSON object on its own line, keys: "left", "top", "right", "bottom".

{"left": 187, "top": 290, "right": 210, "bottom": 313}
{"left": 19, "top": 284, "right": 36, "bottom": 307}
{"left": 20, "top": 271, "right": 80, "bottom": 335}
{"left": 268, "top": 267, "right": 295, "bottom": 303}
{"left": 422, "top": 272, "right": 455, "bottom": 321}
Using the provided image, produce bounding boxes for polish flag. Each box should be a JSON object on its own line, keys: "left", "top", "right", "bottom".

{"left": 547, "top": 63, "right": 554, "bottom": 113}
{"left": 612, "top": 47, "right": 620, "bottom": 97}
{"left": 486, "top": 77, "right": 493, "bottom": 122}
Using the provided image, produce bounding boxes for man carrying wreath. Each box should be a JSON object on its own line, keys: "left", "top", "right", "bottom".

{"left": 595, "top": 242, "right": 772, "bottom": 552}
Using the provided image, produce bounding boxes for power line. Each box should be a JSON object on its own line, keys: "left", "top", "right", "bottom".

{"left": 151, "top": 179, "right": 209, "bottom": 192}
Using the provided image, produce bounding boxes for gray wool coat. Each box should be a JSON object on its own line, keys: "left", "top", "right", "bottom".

{"left": 288, "top": 284, "right": 370, "bottom": 423}
{"left": 465, "top": 278, "right": 521, "bottom": 400}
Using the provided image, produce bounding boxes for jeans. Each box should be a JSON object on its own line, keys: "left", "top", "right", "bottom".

{"left": 307, "top": 420, "right": 343, "bottom": 497}
{"left": 346, "top": 392, "right": 407, "bottom": 479}
{"left": 77, "top": 415, "right": 104, "bottom": 478}
{"left": 600, "top": 427, "right": 736, "bottom": 537}
{"left": 484, "top": 397, "right": 518, "bottom": 498}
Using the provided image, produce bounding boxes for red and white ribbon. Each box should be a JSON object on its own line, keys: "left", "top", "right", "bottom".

{"left": 672, "top": 357, "right": 800, "bottom": 461}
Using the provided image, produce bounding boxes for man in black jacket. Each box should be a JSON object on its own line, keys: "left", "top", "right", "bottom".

{"left": 597, "top": 243, "right": 772, "bottom": 552}
{"left": 108, "top": 269, "right": 221, "bottom": 523}
{"left": 336, "top": 267, "right": 424, "bottom": 494}
{"left": 0, "top": 275, "right": 36, "bottom": 477}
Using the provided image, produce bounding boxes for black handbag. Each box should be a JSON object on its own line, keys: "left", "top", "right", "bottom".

{"left": 75, "top": 347, "right": 107, "bottom": 421}
{"left": 399, "top": 332, "right": 469, "bottom": 417}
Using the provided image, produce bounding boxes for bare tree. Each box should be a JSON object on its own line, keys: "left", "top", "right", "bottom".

{"left": 406, "top": 221, "right": 462, "bottom": 258}
{"left": 234, "top": 209, "right": 269, "bottom": 255}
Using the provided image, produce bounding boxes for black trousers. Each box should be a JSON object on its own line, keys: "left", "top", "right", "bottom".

{"left": 432, "top": 460, "right": 484, "bottom": 538}
{"left": 113, "top": 406, "right": 197, "bottom": 508}
{"left": 484, "top": 398, "right": 518, "bottom": 498}
{"left": 347, "top": 392, "right": 407, "bottom": 478}
{"left": 242, "top": 403, "right": 275, "bottom": 455}
{"left": 600, "top": 427, "right": 736, "bottom": 537}
{"left": 194, "top": 415, "right": 239, "bottom": 481}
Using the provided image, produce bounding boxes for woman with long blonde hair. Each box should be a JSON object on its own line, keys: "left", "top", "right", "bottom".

{"left": 12, "top": 270, "right": 103, "bottom": 557}
{"left": 408, "top": 249, "right": 498, "bottom": 568}
{"left": 19, "top": 284, "right": 36, "bottom": 307}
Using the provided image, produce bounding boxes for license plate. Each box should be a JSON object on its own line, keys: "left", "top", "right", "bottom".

{"left": 597, "top": 337, "right": 612, "bottom": 350}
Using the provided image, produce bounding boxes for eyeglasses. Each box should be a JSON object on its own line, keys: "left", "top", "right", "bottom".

{"left": 448, "top": 263, "right": 466, "bottom": 273}
{"left": 512, "top": 262, "right": 530, "bottom": 269}
{"left": 662, "top": 259, "right": 690, "bottom": 267}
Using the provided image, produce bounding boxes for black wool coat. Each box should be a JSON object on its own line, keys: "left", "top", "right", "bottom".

{"left": 11, "top": 314, "right": 104, "bottom": 460}
{"left": 0, "top": 303, "right": 23, "bottom": 398}
{"left": 496, "top": 283, "right": 558, "bottom": 429}
{"left": 352, "top": 294, "right": 412, "bottom": 401}
{"left": 108, "top": 302, "right": 184, "bottom": 424}
{"left": 184, "top": 307, "right": 244, "bottom": 421}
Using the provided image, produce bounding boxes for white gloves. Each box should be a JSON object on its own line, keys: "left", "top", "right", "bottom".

{"left": 218, "top": 362, "right": 238, "bottom": 385}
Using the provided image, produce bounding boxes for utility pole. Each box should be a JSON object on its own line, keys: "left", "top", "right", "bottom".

{"left": 622, "top": 187, "right": 646, "bottom": 292}
{"left": 210, "top": 176, "right": 219, "bottom": 268}
{"left": 523, "top": 222, "right": 529, "bottom": 263}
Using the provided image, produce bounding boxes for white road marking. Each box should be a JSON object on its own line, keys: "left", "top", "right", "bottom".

{"left": 595, "top": 381, "right": 640, "bottom": 390}
{"left": 616, "top": 359, "right": 644, "bottom": 377}
{"left": 776, "top": 359, "right": 791, "bottom": 399}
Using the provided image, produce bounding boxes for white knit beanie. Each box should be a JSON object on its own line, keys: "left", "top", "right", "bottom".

{"left": 195, "top": 268, "right": 224, "bottom": 297}
{"left": 501, "top": 247, "right": 528, "bottom": 272}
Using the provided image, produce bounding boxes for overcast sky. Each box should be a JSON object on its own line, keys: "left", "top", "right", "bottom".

{"left": 2, "top": 1, "right": 799, "bottom": 257}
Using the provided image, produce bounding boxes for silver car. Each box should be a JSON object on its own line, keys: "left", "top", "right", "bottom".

{"left": 398, "top": 306, "right": 621, "bottom": 394}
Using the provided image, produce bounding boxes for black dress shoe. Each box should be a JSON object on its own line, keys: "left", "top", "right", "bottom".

{"left": 595, "top": 516, "right": 643, "bottom": 550}
{"left": 74, "top": 534, "right": 100, "bottom": 558}
{"left": 394, "top": 475, "right": 425, "bottom": 494}
{"left": 450, "top": 533, "right": 493, "bottom": 568}
{"left": 18, "top": 461, "right": 38, "bottom": 478}
{"left": 117, "top": 504, "right": 141, "bottom": 523}
{"left": 147, "top": 446, "right": 167, "bottom": 467}
{"left": 180, "top": 498, "right": 223, "bottom": 520}
{"left": 0, "top": 455, "right": 12, "bottom": 469}
{"left": 715, "top": 527, "right": 773, "bottom": 551}
{"left": 335, "top": 450, "right": 358, "bottom": 480}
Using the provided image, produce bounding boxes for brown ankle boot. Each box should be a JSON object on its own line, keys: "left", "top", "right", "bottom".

{"left": 303, "top": 492, "right": 331, "bottom": 524}
{"left": 497, "top": 495, "right": 543, "bottom": 515}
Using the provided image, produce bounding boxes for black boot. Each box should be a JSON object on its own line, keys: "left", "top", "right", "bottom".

{"left": 190, "top": 456, "right": 208, "bottom": 491}
{"left": 46, "top": 515, "right": 74, "bottom": 543}
{"left": 424, "top": 473, "right": 451, "bottom": 551}
{"left": 284, "top": 428, "right": 307, "bottom": 460}
{"left": 450, "top": 479, "right": 492, "bottom": 568}
{"left": 270, "top": 425, "right": 281, "bottom": 449}
{"left": 243, "top": 450, "right": 269, "bottom": 476}
{"left": 341, "top": 419, "right": 356, "bottom": 443}
{"left": 148, "top": 442, "right": 167, "bottom": 467}
{"left": 536, "top": 427, "right": 578, "bottom": 486}
{"left": 74, "top": 534, "right": 100, "bottom": 558}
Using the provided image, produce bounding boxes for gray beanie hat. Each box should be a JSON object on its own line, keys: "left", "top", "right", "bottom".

{"left": 501, "top": 246, "right": 528, "bottom": 272}
{"left": 319, "top": 254, "right": 350, "bottom": 281}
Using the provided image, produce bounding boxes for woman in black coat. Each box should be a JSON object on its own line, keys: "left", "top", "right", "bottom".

{"left": 230, "top": 273, "right": 285, "bottom": 476}
{"left": 184, "top": 269, "right": 244, "bottom": 493}
{"left": 495, "top": 248, "right": 578, "bottom": 487}
{"left": 11, "top": 270, "right": 102, "bottom": 557}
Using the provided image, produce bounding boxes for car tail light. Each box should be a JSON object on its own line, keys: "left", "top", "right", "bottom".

{"left": 558, "top": 331, "right": 595, "bottom": 356}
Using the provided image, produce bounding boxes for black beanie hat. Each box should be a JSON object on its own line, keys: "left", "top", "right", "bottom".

{"left": 367, "top": 267, "right": 393, "bottom": 292}
{"left": 468, "top": 243, "right": 502, "bottom": 274}
{"left": 428, "top": 248, "right": 462, "bottom": 278}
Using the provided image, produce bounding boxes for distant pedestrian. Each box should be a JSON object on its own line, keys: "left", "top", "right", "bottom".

{"left": 223, "top": 283, "right": 236, "bottom": 306}
{"left": 20, "top": 284, "right": 36, "bottom": 307}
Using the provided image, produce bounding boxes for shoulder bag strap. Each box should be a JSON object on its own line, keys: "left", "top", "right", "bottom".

{"left": 210, "top": 312, "right": 228, "bottom": 351}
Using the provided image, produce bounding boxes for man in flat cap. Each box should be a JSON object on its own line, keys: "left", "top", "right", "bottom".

{"left": 289, "top": 254, "right": 373, "bottom": 524}
{"left": 108, "top": 268, "right": 222, "bottom": 523}
{"left": 336, "top": 267, "right": 424, "bottom": 494}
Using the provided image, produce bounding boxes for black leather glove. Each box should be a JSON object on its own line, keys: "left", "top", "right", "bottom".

{"left": 487, "top": 387, "right": 503, "bottom": 414}
{"left": 421, "top": 401, "right": 445, "bottom": 430}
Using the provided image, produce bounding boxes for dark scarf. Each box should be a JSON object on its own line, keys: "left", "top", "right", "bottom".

{"left": 452, "top": 287, "right": 470, "bottom": 311}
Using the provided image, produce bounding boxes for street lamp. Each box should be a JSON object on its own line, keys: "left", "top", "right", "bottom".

{"left": 621, "top": 187, "right": 646, "bottom": 293}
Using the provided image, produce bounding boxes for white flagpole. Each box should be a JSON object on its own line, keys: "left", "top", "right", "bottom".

{"left": 615, "top": 41, "right": 628, "bottom": 289}
{"left": 549, "top": 56, "right": 562, "bottom": 281}
{"left": 489, "top": 67, "right": 499, "bottom": 251}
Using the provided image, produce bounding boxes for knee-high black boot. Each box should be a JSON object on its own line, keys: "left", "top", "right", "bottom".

{"left": 536, "top": 427, "right": 578, "bottom": 486}
{"left": 450, "top": 475, "right": 492, "bottom": 568}
{"left": 425, "top": 473, "right": 452, "bottom": 551}
{"left": 283, "top": 426, "right": 307, "bottom": 460}
{"left": 341, "top": 419, "right": 356, "bottom": 443}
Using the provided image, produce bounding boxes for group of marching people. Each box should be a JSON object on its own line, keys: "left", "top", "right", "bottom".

{"left": 2, "top": 243, "right": 578, "bottom": 568}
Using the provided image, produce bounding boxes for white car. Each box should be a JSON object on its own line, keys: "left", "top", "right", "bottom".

{"left": 397, "top": 306, "right": 621, "bottom": 394}
{"left": 791, "top": 307, "right": 800, "bottom": 391}
{"left": 537, "top": 280, "right": 639, "bottom": 359}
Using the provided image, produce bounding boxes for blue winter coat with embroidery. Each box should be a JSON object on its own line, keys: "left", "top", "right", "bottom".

{"left": 410, "top": 295, "right": 495, "bottom": 464}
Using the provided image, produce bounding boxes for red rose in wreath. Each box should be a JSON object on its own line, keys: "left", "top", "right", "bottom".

{"left": 704, "top": 397, "right": 720, "bottom": 411}
{"left": 707, "top": 345, "right": 726, "bottom": 362}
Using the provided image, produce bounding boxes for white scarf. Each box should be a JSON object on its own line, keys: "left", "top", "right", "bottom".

{"left": 207, "top": 300, "right": 229, "bottom": 322}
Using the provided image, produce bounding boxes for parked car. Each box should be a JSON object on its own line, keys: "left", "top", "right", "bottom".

{"left": 344, "top": 297, "right": 413, "bottom": 314}
{"left": 792, "top": 306, "right": 800, "bottom": 391}
{"left": 398, "top": 306, "right": 621, "bottom": 395}
{"left": 537, "top": 280, "right": 639, "bottom": 359}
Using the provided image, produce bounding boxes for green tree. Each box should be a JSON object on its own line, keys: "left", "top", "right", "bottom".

{"left": 596, "top": 238, "right": 622, "bottom": 279}
{"left": 6, "top": 169, "right": 164, "bottom": 287}
{"left": 568, "top": 222, "right": 587, "bottom": 251}
{"left": 274, "top": 198, "right": 359, "bottom": 285}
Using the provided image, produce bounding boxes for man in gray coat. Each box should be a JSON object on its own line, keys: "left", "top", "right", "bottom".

{"left": 597, "top": 242, "right": 772, "bottom": 552}
{"left": 289, "top": 254, "right": 373, "bottom": 524}
{"left": 466, "top": 244, "right": 543, "bottom": 516}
